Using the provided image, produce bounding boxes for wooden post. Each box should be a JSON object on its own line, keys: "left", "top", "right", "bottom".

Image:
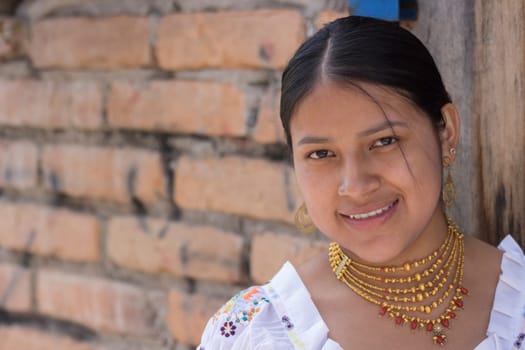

{"left": 473, "top": 0, "right": 525, "bottom": 246}
{"left": 413, "top": 0, "right": 525, "bottom": 247}
{"left": 412, "top": 0, "right": 481, "bottom": 239}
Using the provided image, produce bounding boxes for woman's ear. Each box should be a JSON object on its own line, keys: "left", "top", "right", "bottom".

{"left": 439, "top": 103, "right": 460, "bottom": 161}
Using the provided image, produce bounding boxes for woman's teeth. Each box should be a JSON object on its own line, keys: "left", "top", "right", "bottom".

{"left": 348, "top": 200, "right": 397, "bottom": 220}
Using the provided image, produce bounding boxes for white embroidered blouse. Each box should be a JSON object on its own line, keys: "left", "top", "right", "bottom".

{"left": 198, "top": 236, "right": 525, "bottom": 350}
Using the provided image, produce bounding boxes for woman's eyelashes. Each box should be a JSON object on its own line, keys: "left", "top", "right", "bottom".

{"left": 307, "top": 149, "right": 335, "bottom": 159}
{"left": 305, "top": 136, "right": 399, "bottom": 159}
{"left": 370, "top": 136, "right": 399, "bottom": 150}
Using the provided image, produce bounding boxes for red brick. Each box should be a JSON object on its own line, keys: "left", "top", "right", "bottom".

{"left": 0, "top": 80, "right": 103, "bottom": 129}
{"left": 168, "top": 289, "right": 225, "bottom": 346}
{"left": 157, "top": 10, "right": 305, "bottom": 70}
{"left": 17, "top": 0, "right": 172, "bottom": 19}
{"left": 253, "top": 86, "right": 286, "bottom": 144}
{"left": 107, "top": 216, "right": 244, "bottom": 283}
{"left": 174, "top": 156, "right": 300, "bottom": 223}
{"left": 0, "top": 326, "right": 97, "bottom": 350}
{"left": 0, "top": 263, "right": 31, "bottom": 312}
{"left": 250, "top": 232, "right": 327, "bottom": 283}
{"left": 42, "top": 145, "right": 164, "bottom": 203}
{"left": 0, "top": 140, "right": 38, "bottom": 189}
{"left": 107, "top": 80, "right": 246, "bottom": 137}
{"left": 37, "top": 270, "right": 156, "bottom": 335}
{"left": 316, "top": 10, "right": 349, "bottom": 29}
{"left": 30, "top": 16, "right": 150, "bottom": 69}
{"left": 0, "top": 202, "right": 100, "bottom": 262}
{"left": 0, "top": 17, "right": 28, "bottom": 61}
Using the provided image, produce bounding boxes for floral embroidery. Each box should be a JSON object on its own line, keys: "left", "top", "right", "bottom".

{"left": 212, "top": 286, "right": 270, "bottom": 338}
{"left": 281, "top": 315, "right": 294, "bottom": 330}
{"left": 512, "top": 305, "right": 525, "bottom": 349}
{"left": 220, "top": 321, "right": 237, "bottom": 337}
{"left": 264, "top": 284, "right": 305, "bottom": 349}
{"left": 514, "top": 333, "right": 525, "bottom": 350}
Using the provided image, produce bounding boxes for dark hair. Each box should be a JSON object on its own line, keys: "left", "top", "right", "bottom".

{"left": 280, "top": 16, "right": 451, "bottom": 149}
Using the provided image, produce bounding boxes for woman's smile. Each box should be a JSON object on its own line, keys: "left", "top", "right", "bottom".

{"left": 342, "top": 198, "right": 399, "bottom": 220}
{"left": 338, "top": 198, "right": 399, "bottom": 231}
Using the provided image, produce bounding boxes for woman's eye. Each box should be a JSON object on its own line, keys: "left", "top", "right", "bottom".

{"left": 308, "top": 150, "right": 335, "bottom": 159}
{"left": 371, "top": 137, "right": 398, "bottom": 149}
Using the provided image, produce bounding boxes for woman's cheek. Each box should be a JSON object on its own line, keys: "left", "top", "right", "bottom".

{"left": 298, "top": 168, "right": 335, "bottom": 206}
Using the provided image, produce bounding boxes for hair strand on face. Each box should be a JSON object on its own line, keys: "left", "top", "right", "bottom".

{"left": 346, "top": 83, "right": 418, "bottom": 184}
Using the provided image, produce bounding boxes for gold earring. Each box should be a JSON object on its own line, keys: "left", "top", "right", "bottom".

{"left": 294, "top": 203, "right": 317, "bottom": 234}
{"left": 442, "top": 155, "right": 455, "bottom": 208}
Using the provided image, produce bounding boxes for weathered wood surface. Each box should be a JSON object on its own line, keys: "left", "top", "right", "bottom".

{"left": 473, "top": 0, "right": 525, "bottom": 246}
{"left": 412, "top": 0, "right": 525, "bottom": 247}
{"left": 412, "top": 0, "right": 481, "bottom": 239}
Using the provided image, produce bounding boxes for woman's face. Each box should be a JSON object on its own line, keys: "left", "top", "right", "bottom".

{"left": 290, "top": 81, "right": 455, "bottom": 264}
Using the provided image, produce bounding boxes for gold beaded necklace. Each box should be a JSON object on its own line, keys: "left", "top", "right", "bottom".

{"left": 328, "top": 217, "right": 469, "bottom": 346}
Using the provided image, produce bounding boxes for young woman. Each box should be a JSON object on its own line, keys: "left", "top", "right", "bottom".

{"left": 198, "top": 16, "right": 525, "bottom": 350}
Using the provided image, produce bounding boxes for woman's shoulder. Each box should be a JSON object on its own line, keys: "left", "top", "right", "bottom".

{"left": 463, "top": 234, "right": 504, "bottom": 282}
{"left": 464, "top": 234, "right": 504, "bottom": 259}
{"left": 463, "top": 234, "right": 523, "bottom": 304}
{"left": 464, "top": 233, "right": 524, "bottom": 259}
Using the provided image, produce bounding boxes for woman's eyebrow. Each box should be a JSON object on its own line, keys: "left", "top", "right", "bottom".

{"left": 296, "top": 120, "right": 409, "bottom": 145}
{"left": 357, "top": 120, "right": 408, "bottom": 137}
{"left": 296, "top": 136, "right": 334, "bottom": 146}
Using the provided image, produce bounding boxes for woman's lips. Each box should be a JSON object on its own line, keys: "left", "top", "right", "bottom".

{"left": 340, "top": 199, "right": 399, "bottom": 221}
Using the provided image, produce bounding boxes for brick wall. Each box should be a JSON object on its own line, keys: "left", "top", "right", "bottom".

{"left": 0, "top": 0, "right": 348, "bottom": 349}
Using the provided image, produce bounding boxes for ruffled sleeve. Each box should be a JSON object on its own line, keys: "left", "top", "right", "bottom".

{"left": 475, "top": 235, "right": 525, "bottom": 350}
{"left": 197, "top": 262, "right": 343, "bottom": 350}
{"left": 197, "top": 285, "right": 295, "bottom": 350}
{"left": 266, "top": 262, "right": 342, "bottom": 350}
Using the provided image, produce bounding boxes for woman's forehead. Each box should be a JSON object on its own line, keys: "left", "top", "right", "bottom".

{"left": 291, "top": 81, "right": 423, "bottom": 129}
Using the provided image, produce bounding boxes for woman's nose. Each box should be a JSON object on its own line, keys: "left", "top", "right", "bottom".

{"left": 337, "top": 157, "right": 380, "bottom": 198}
